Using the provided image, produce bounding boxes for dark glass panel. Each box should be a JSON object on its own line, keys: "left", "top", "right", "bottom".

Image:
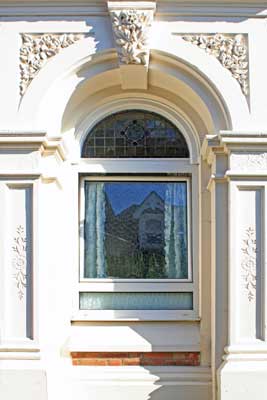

{"left": 84, "top": 181, "right": 188, "bottom": 279}
{"left": 82, "top": 111, "right": 189, "bottom": 158}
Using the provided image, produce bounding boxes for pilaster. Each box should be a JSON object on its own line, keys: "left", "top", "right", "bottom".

{"left": 0, "top": 131, "right": 65, "bottom": 358}
{"left": 202, "top": 132, "right": 267, "bottom": 400}
{"left": 202, "top": 136, "right": 229, "bottom": 400}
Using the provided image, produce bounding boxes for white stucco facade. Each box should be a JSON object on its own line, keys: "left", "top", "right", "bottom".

{"left": 1, "top": 1, "right": 267, "bottom": 399}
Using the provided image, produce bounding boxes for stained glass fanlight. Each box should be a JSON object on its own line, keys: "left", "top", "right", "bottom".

{"left": 82, "top": 110, "right": 189, "bottom": 158}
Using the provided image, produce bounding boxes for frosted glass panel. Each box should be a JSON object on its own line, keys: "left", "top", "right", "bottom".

{"left": 80, "top": 292, "right": 193, "bottom": 310}
{"left": 84, "top": 181, "right": 188, "bottom": 279}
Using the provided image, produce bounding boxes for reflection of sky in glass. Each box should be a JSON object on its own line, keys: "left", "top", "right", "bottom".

{"left": 105, "top": 182, "right": 187, "bottom": 215}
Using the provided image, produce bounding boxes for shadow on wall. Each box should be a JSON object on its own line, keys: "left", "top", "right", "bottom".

{"left": 147, "top": 382, "right": 211, "bottom": 400}
{"left": 69, "top": 365, "right": 212, "bottom": 400}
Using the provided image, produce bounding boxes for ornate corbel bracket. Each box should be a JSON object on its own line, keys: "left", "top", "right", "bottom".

{"left": 20, "top": 33, "right": 86, "bottom": 96}
{"left": 181, "top": 33, "right": 249, "bottom": 97}
{"left": 108, "top": 1, "right": 155, "bottom": 90}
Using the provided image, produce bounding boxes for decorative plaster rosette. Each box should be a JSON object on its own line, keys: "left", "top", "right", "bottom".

{"left": 182, "top": 33, "right": 249, "bottom": 96}
{"left": 110, "top": 9, "right": 153, "bottom": 66}
{"left": 241, "top": 227, "right": 257, "bottom": 302}
{"left": 20, "top": 33, "right": 84, "bottom": 95}
{"left": 12, "top": 225, "right": 27, "bottom": 300}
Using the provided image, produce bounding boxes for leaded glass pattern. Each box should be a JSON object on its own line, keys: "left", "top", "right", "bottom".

{"left": 82, "top": 111, "right": 189, "bottom": 158}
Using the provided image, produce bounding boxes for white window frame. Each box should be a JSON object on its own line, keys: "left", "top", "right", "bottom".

{"left": 75, "top": 158, "right": 199, "bottom": 321}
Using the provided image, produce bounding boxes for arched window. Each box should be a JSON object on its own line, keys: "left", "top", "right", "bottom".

{"left": 79, "top": 109, "right": 198, "bottom": 320}
{"left": 82, "top": 110, "right": 189, "bottom": 158}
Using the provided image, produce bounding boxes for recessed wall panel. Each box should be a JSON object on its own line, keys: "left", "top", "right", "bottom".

{"left": 236, "top": 187, "right": 263, "bottom": 341}
{"left": 4, "top": 184, "right": 33, "bottom": 342}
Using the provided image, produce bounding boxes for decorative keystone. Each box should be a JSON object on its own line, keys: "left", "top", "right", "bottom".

{"left": 108, "top": 2, "right": 156, "bottom": 89}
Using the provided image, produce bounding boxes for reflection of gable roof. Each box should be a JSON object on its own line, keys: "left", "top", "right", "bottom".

{"left": 133, "top": 191, "right": 164, "bottom": 219}
{"left": 117, "top": 204, "right": 138, "bottom": 219}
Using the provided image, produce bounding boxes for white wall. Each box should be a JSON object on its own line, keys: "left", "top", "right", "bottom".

{"left": 0, "top": 1, "right": 267, "bottom": 400}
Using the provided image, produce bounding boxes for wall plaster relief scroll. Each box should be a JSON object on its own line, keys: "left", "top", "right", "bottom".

{"left": 12, "top": 225, "right": 27, "bottom": 300}
{"left": 20, "top": 33, "right": 85, "bottom": 95}
{"left": 241, "top": 227, "right": 257, "bottom": 302}
{"left": 109, "top": 8, "right": 154, "bottom": 66}
{"left": 182, "top": 34, "right": 249, "bottom": 96}
{"left": 231, "top": 152, "right": 267, "bottom": 171}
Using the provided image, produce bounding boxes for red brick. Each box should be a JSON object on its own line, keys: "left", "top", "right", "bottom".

{"left": 172, "top": 352, "right": 187, "bottom": 359}
{"left": 143, "top": 352, "right": 174, "bottom": 359}
{"left": 122, "top": 358, "right": 141, "bottom": 366}
{"left": 128, "top": 352, "right": 139, "bottom": 358}
{"left": 97, "top": 352, "right": 129, "bottom": 358}
{"left": 71, "top": 351, "right": 200, "bottom": 366}
{"left": 106, "top": 359, "right": 123, "bottom": 366}
{"left": 75, "top": 358, "right": 107, "bottom": 366}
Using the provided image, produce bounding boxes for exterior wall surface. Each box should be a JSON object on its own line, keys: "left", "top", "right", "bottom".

{"left": 0, "top": 1, "right": 267, "bottom": 400}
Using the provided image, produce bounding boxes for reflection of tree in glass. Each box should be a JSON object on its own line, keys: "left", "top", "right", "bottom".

{"left": 106, "top": 250, "right": 166, "bottom": 279}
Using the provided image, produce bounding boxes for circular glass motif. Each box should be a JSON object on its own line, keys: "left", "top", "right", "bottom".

{"left": 121, "top": 120, "right": 145, "bottom": 145}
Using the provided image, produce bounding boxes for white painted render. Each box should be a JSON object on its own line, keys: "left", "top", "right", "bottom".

{"left": 0, "top": 1, "right": 267, "bottom": 399}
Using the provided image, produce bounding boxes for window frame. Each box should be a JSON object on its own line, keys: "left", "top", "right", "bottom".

{"left": 75, "top": 158, "right": 199, "bottom": 321}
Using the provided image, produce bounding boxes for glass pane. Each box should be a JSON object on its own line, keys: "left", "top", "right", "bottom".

{"left": 82, "top": 110, "right": 189, "bottom": 158}
{"left": 83, "top": 181, "right": 188, "bottom": 279}
{"left": 80, "top": 292, "right": 193, "bottom": 310}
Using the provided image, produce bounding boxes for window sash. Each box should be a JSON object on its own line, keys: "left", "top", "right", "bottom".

{"left": 80, "top": 176, "right": 192, "bottom": 284}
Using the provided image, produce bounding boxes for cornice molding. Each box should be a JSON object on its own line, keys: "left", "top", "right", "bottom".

{"left": 0, "top": 2, "right": 266, "bottom": 18}
{"left": 202, "top": 132, "right": 267, "bottom": 171}
{"left": 0, "top": 131, "right": 67, "bottom": 160}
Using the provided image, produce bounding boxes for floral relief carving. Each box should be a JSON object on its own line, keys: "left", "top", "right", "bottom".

{"left": 182, "top": 34, "right": 249, "bottom": 96}
{"left": 110, "top": 9, "right": 153, "bottom": 65}
{"left": 12, "top": 225, "right": 27, "bottom": 300}
{"left": 20, "top": 33, "right": 84, "bottom": 95}
{"left": 241, "top": 227, "right": 257, "bottom": 302}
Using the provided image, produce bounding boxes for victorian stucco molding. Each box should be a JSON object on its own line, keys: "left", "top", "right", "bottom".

{"left": 109, "top": 10, "right": 152, "bottom": 65}
{"left": 108, "top": 2, "right": 155, "bottom": 67}
{"left": 108, "top": 2, "right": 155, "bottom": 90}
{"left": 20, "top": 33, "right": 84, "bottom": 95}
{"left": 0, "top": 131, "right": 67, "bottom": 161}
{"left": 241, "top": 227, "right": 257, "bottom": 302}
{"left": 231, "top": 152, "right": 267, "bottom": 171}
{"left": 182, "top": 34, "right": 249, "bottom": 96}
{"left": 12, "top": 225, "right": 27, "bottom": 300}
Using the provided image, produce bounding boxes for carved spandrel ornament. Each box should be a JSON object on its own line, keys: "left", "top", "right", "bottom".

{"left": 20, "top": 33, "right": 85, "bottom": 96}
{"left": 182, "top": 34, "right": 249, "bottom": 96}
{"left": 109, "top": 8, "right": 154, "bottom": 66}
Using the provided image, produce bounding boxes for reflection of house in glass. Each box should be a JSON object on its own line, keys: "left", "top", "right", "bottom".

{"left": 105, "top": 189, "right": 186, "bottom": 279}
{"left": 133, "top": 191, "right": 164, "bottom": 250}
